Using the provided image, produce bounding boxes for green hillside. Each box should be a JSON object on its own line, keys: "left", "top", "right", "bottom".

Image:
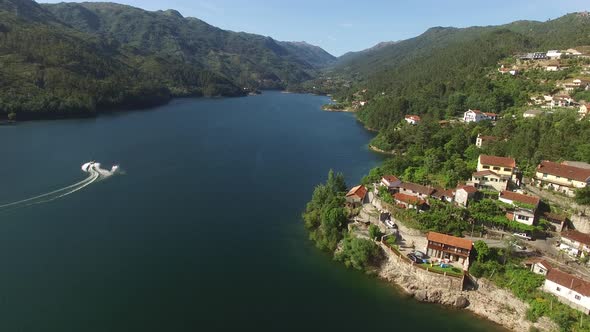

{"left": 0, "top": 0, "right": 335, "bottom": 118}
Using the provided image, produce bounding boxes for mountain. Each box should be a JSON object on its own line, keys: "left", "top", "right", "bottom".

{"left": 320, "top": 13, "right": 590, "bottom": 130}
{"left": 42, "top": 2, "right": 335, "bottom": 88}
{"left": 0, "top": 0, "right": 335, "bottom": 118}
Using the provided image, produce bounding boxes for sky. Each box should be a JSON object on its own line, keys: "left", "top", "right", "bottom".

{"left": 39, "top": 0, "right": 589, "bottom": 56}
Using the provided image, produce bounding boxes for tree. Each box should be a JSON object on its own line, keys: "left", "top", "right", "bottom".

{"left": 474, "top": 240, "right": 490, "bottom": 262}
{"left": 368, "top": 224, "right": 381, "bottom": 239}
{"left": 575, "top": 186, "right": 590, "bottom": 206}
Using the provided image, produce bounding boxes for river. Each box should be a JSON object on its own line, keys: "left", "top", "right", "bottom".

{"left": 0, "top": 91, "right": 504, "bottom": 331}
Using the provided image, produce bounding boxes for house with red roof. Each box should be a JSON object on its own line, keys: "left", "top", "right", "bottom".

{"left": 544, "top": 268, "right": 590, "bottom": 314}
{"left": 560, "top": 230, "right": 590, "bottom": 258}
{"left": 345, "top": 185, "right": 368, "bottom": 208}
{"left": 399, "top": 182, "right": 435, "bottom": 199}
{"left": 475, "top": 134, "right": 498, "bottom": 148}
{"left": 477, "top": 155, "right": 516, "bottom": 178}
{"left": 404, "top": 115, "right": 421, "bottom": 125}
{"left": 469, "top": 169, "right": 509, "bottom": 192}
{"left": 463, "top": 109, "right": 497, "bottom": 123}
{"left": 454, "top": 185, "right": 478, "bottom": 207}
{"left": 393, "top": 193, "right": 427, "bottom": 210}
{"left": 534, "top": 160, "right": 590, "bottom": 197}
{"left": 426, "top": 232, "right": 473, "bottom": 270}
{"left": 380, "top": 175, "right": 401, "bottom": 191}
{"left": 499, "top": 191, "right": 541, "bottom": 226}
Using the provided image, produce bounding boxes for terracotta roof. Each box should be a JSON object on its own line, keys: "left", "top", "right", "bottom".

{"left": 468, "top": 109, "right": 482, "bottom": 114}
{"left": 562, "top": 230, "right": 590, "bottom": 246}
{"left": 346, "top": 185, "right": 367, "bottom": 200}
{"left": 546, "top": 269, "right": 590, "bottom": 297}
{"left": 484, "top": 112, "right": 498, "bottom": 117}
{"left": 473, "top": 170, "right": 500, "bottom": 177}
{"left": 479, "top": 155, "right": 516, "bottom": 168}
{"left": 382, "top": 175, "right": 400, "bottom": 183}
{"left": 537, "top": 161, "right": 590, "bottom": 182}
{"left": 405, "top": 115, "right": 421, "bottom": 121}
{"left": 427, "top": 232, "right": 473, "bottom": 250}
{"left": 393, "top": 193, "right": 426, "bottom": 205}
{"left": 431, "top": 188, "right": 455, "bottom": 199}
{"left": 457, "top": 185, "right": 478, "bottom": 194}
{"left": 400, "top": 182, "right": 435, "bottom": 196}
{"left": 499, "top": 191, "right": 540, "bottom": 207}
{"left": 524, "top": 258, "right": 553, "bottom": 270}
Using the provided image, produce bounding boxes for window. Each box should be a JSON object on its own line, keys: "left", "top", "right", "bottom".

{"left": 483, "top": 165, "right": 490, "bottom": 169}
{"left": 576, "top": 295, "right": 581, "bottom": 300}
{"left": 543, "top": 173, "right": 548, "bottom": 178}
{"left": 493, "top": 167, "right": 500, "bottom": 171}
{"left": 556, "top": 287, "right": 561, "bottom": 292}
{"left": 504, "top": 168, "right": 512, "bottom": 172}
{"left": 556, "top": 176, "right": 561, "bottom": 179}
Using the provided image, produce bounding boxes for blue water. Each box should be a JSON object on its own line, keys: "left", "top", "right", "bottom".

{"left": 0, "top": 91, "right": 504, "bottom": 331}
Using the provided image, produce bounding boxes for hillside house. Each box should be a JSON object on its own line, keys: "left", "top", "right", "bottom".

{"left": 543, "top": 212, "right": 568, "bottom": 232}
{"left": 477, "top": 155, "right": 516, "bottom": 178}
{"left": 469, "top": 170, "right": 509, "bottom": 192}
{"left": 560, "top": 230, "right": 590, "bottom": 258}
{"left": 463, "top": 109, "right": 497, "bottom": 123}
{"left": 426, "top": 232, "right": 473, "bottom": 270}
{"left": 523, "top": 258, "right": 552, "bottom": 276}
{"left": 405, "top": 115, "right": 421, "bottom": 125}
{"left": 393, "top": 193, "right": 427, "bottom": 210}
{"left": 475, "top": 134, "right": 498, "bottom": 147}
{"left": 551, "top": 95, "right": 575, "bottom": 108}
{"left": 345, "top": 185, "right": 368, "bottom": 208}
{"left": 499, "top": 191, "right": 541, "bottom": 226}
{"left": 431, "top": 188, "right": 455, "bottom": 203}
{"left": 519, "top": 52, "right": 547, "bottom": 60}
{"left": 534, "top": 160, "right": 590, "bottom": 197}
{"left": 546, "top": 50, "right": 562, "bottom": 59}
{"left": 381, "top": 175, "right": 401, "bottom": 191}
{"left": 544, "top": 269, "right": 590, "bottom": 314}
{"left": 454, "top": 185, "right": 478, "bottom": 207}
{"left": 399, "top": 182, "right": 435, "bottom": 199}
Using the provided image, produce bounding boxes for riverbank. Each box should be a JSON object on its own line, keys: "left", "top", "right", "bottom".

{"left": 368, "top": 144, "right": 396, "bottom": 155}
{"left": 375, "top": 240, "right": 557, "bottom": 332}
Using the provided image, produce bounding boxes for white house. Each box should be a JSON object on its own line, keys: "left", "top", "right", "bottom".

{"left": 531, "top": 260, "right": 552, "bottom": 276}
{"left": 560, "top": 230, "right": 590, "bottom": 258}
{"left": 463, "top": 109, "right": 497, "bottom": 123}
{"left": 454, "top": 185, "right": 477, "bottom": 207}
{"left": 405, "top": 115, "right": 421, "bottom": 125}
{"left": 546, "top": 50, "right": 562, "bottom": 59}
{"left": 469, "top": 170, "right": 509, "bottom": 192}
{"left": 544, "top": 268, "right": 590, "bottom": 314}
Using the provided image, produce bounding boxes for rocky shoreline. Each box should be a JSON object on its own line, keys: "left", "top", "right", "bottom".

{"left": 375, "top": 242, "right": 558, "bottom": 332}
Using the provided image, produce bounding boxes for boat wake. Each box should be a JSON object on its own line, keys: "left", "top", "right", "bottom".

{"left": 0, "top": 161, "right": 120, "bottom": 211}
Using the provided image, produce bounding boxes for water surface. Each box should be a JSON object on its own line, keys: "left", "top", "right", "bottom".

{"left": 0, "top": 91, "right": 504, "bottom": 331}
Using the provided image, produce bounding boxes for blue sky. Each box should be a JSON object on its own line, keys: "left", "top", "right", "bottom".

{"left": 40, "top": 0, "right": 589, "bottom": 56}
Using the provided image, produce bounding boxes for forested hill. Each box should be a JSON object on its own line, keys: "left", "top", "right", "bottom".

{"left": 322, "top": 12, "right": 590, "bottom": 130}
{"left": 0, "top": 0, "right": 335, "bottom": 118}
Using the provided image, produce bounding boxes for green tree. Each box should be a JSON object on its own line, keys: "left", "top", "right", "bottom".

{"left": 474, "top": 240, "right": 490, "bottom": 262}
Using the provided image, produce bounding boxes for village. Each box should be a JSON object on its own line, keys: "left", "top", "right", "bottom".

{"left": 344, "top": 149, "right": 590, "bottom": 316}
{"left": 344, "top": 102, "right": 590, "bottom": 317}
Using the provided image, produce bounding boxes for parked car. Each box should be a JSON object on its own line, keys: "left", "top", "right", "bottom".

{"left": 413, "top": 250, "right": 427, "bottom": 259}
{"left": 406, "top": 253, "right": 422, "bottom": 263}
{"left": 384, "top": 219, "right": 395, "bottom": 229}
{"left": 513, "top": 232, "right": 533, "bottom": 241}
